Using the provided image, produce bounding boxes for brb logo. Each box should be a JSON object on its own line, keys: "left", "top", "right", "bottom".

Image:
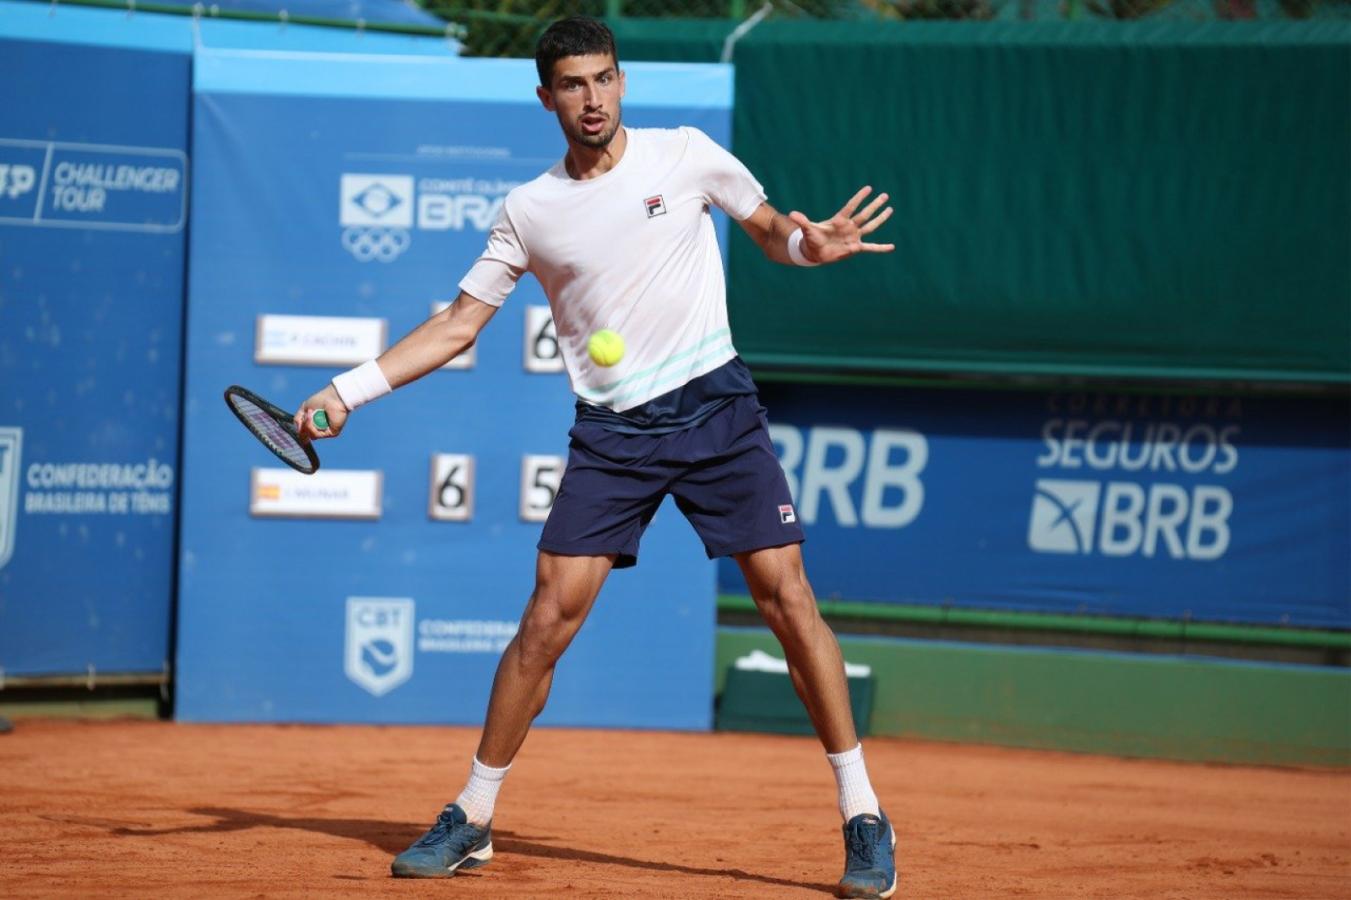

{"left": 1027, "top": 394, "right": 1240, "bottom": 561}
{"left": 0, "top": 427, "right": 22, "bottom": 570}
{"left": 339, "top": 173, "right": 518, "bottom": 263}
{"left": 345, "top": 597, "right": 414, "bottom": 696}
{"left": 770, "top": 425, "right": 927, "bottom": 528}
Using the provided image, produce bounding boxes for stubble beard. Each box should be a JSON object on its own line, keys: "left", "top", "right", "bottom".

{"left": 572, "top": 109, "right": 622, "bottom": 150}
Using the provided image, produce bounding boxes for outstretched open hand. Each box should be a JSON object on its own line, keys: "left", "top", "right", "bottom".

{"left": 790, "top": 186, "right": 895, "bottom": 265}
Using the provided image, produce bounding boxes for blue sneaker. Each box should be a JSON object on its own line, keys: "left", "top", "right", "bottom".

{"left": 837, "top": 809, "right": 898, "bottom": 898}
{"left": 390, "top": 803, "right": 493, "bottom": 878}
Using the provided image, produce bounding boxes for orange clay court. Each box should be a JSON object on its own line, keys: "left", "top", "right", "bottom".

{"left": 2, "top": 720, "right": 1347, "bottom": 898}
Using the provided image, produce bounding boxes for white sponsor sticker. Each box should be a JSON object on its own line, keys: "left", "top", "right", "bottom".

{"left": 250, "top": 468, "right": 382, "bottom": 520}
{"left": 254, "top": 314, "right": 386, "bottom": 367}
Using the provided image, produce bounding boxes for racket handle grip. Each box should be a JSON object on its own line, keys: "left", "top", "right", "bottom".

{"left": 313, "top": 410, "right": 329, "bottom": 431}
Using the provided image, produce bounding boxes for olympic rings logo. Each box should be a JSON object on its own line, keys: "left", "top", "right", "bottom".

{"left": 342, "top": 227, "right": 411, "bottom": 263}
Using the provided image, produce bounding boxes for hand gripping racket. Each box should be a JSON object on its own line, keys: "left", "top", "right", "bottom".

{"left": 223, "top": 385, "right": 325, "bottom": 475}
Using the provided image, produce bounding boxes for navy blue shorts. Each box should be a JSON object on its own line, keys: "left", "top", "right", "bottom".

{"left": 538, "top": 395, "right": 805, "bottom": 569}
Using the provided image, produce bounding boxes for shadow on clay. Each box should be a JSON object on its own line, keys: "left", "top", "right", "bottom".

{"left": 101, "top": 807, "right": 836, "bottom": 893}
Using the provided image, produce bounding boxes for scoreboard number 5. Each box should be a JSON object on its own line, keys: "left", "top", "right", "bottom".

{"left": 520, "top": 454, "right": 564, "bottom": 522}
{"left": 428, "top": 454, "right": 474, "bottom": 522}
{"left": 524, "top": 305, "right": 565, "bottom": 373}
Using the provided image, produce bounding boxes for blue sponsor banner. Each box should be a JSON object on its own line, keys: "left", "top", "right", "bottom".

{"left": 0, "top": 140, "right": 188, "bottom": 230}
{"left": 718, "top": 384, "right": 1351, "bottom": 629}
{"left": 177, "top": 51, "right": 732, "bottom": 724}
{"left": 0, "top": 22, "right": 190, "bottom": 675}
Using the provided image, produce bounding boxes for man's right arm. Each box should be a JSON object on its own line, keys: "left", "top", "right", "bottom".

{"left": 295, "top": 291, "right": 498, "bottom": 440}
{"left": 375, "top": 291, "right": 499, "bottom": 389}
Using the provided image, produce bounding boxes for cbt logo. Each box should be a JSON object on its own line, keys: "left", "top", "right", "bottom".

{"left": 0, "top": 427, "right": 21, "bottom": 570}
{"left": 345, "top": 597, "right": 414, "bottom": 696}
{"left": 340, "top": 174, "right": 413, "bottom": 263}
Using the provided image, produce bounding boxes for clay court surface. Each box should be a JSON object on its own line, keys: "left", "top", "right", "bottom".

{"left": 2, "top": 720, "right": 1348, "bottom": 898}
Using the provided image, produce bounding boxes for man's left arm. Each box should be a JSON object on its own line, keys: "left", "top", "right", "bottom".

{"left": 737, "top": 186, "right": 894, "bottom": 266}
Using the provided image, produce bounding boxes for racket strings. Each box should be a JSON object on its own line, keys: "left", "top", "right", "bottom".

{"left": 225, "top": 389, "right": 319, "bottom": 474}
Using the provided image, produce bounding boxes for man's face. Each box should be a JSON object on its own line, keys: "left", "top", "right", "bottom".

{"left": 537, "top": 53, "right": 625, "bottom": 150}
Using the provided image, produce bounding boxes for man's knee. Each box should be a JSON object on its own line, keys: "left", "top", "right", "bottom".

{"left": 517, "top": 564, "right": 604, "bottom": 665}
{"left": 515, "top": 595, "right": 574, "bottom": 668}
{"left": 756, "top": 577, "right": 821, "bottom": 636}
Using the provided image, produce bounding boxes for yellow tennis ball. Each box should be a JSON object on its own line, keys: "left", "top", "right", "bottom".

{"left": 588, "top": 329, "right": 625, "bottom": 367}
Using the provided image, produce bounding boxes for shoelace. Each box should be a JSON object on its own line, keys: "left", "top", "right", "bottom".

{"left": 845, "top": 819, "right": 881, "bottom": 867}
{"left": 413, "top": 810, "right": 472, "bottom": 849}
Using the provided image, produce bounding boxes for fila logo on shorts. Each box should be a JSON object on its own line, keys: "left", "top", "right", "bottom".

{"left": 779, "top": 504, "right": 797, "bottom": 525}
{"left": 644, "top": 194, "right": 666, "bottom": 218}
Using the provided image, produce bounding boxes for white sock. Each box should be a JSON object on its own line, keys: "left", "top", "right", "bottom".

{"left": 455, "top": 756, "right": 510, "bottom": 826}
{"left": 827, "top": 743, "right": 881, "bottom": 822}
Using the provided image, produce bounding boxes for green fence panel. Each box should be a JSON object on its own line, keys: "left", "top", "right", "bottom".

{"left": 716, "top": 627, "right": 1351, "bottom": 765}
{"left": 707, "top": 21, "right": 1351, "bottom": 383}
{"left": 610, "top": 17, "right": 738, "bottom": 61}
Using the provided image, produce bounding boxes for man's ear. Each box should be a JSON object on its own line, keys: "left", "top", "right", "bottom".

{"left": 536, "top": 84, "right": 555, "bottom": 112}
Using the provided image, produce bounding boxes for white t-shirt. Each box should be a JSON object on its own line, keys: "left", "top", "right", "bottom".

{"left": 459, "top": 126, "right": 766, "bottom": 413}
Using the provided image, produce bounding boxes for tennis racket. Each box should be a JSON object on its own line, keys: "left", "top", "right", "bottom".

{"left": 223, "top": 385, "right": 325, "bottom": 475}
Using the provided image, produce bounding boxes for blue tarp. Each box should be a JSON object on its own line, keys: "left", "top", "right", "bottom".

{"left": 8, "top": 0, "right": 446, "bottom": 29}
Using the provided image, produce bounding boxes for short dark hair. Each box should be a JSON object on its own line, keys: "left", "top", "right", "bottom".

{"left": 535, "top": 16, "right": 618, "bottom": 88}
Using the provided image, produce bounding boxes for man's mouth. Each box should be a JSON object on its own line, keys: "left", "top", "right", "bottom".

{"left": 580, "top": 114, "right": 607, "bottom": 134}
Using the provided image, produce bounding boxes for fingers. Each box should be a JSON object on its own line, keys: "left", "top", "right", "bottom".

{"left": 858, "top": 242, "right": 896, "bottom": 253}
{"left": 787, "top": 210, "right": 813, "bottom": 231}
{"left": 296, "top": 409, "right": 318, "bottom": 443}
{"left": 858, "top": 205, "right": 894, "bottom": 235}
{"left": 294, "top": 406, "right": 335, "bottom": 442}
{"left": 838, "top": 185, "right": 872, "bottom": 219}
{"left": 853, "top": 191, "right": 889, "bottom": 225}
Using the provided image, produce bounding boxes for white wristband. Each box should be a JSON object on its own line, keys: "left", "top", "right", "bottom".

{"left": 331, "top": 359, "right": 391, "bottom": 412}
{"left": 787, "top": 228, "right": 819, "bottom": 267}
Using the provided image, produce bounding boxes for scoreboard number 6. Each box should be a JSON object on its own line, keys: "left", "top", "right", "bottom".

{"left": 524, "top": 305, "right": 565, "bottom": 373}
{"left": 428, "top": 454, "right": 474, "bottom": 522}
{"left": 520, "top": 454, "right": 564, "bottom": 522}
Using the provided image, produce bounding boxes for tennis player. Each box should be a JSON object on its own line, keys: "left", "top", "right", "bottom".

{"left": 296, "top": 16, "right": 898, "bottom": 898}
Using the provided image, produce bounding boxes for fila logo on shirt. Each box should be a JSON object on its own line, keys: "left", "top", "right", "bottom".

{"left": 644, "top": 194, "right": 666, "bottom": 218}
{"left": 779, "top": 504, "right": 797, "bottom": 525}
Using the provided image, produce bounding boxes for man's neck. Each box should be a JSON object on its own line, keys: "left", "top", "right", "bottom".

{"left": 565, "top": 127, "right": 628, "bottom": 181}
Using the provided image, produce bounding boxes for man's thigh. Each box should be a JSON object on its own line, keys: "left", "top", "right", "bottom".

{"left": 669, "top": 398, "right": 804, "bottom": 560}
{"left": 537, "top": 423, "right": 668, "bottom": 569}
